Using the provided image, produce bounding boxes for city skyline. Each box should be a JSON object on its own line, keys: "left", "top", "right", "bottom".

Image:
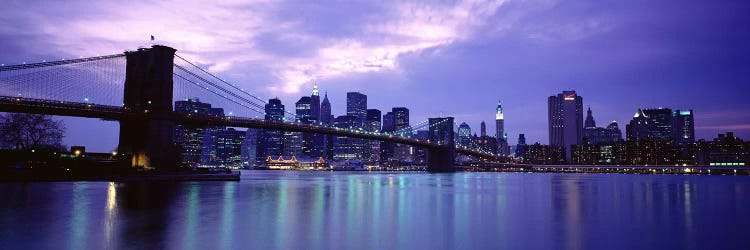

{"left": 1, "top": 0, "right": 748, "bottom": 151}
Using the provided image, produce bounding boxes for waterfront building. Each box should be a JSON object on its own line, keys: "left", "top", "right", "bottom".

{"left": 495, "top": 102, "right": 509, "bottom": 156}
{"left": 258, "top": 98, "right": 285, "bottom": 163}
{"left": 365, "top": 109, "right": 382, "bottom": 164}
{"left": 173, "top": 98, "right": 224, "bottom": 167}
{"left": 265, "top": 155, "right": 329, "bottom": 170}
{"left": 672, "top": 109, "right": 695, "bottom": 146}
{"left": 523, "top": 143, "right": 566, "bottom": 165}
{"left": 346, "top": 92, "right": 367, "bottom": 127}
{"left": 548, "top": 91, "right": 584, "bottom": 162}
{"left": 515, "top": 134, "right": 528, "bottom": 158}
{"left": 215, "top": 128, "right": 245, "bottom": 168}
{"left": 333, "top": 115, "right": 364, "bottom": 161}
{"left": 320, "top": 92, "right": 334, "bottom": 159}
{"left": 583, "top": 107, "right": 623, "bottom": 144}
{"left": 458, "top": 122, "right": 472, "bottom": 147}
{"left": 696, "top": 132, "right": 749, "bottom": 166}
{"left": 241, "top": 128, "right": 259, "bottom": 167}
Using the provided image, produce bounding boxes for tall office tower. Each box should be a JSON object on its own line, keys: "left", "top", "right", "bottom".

{"left": 672, "top": 109, "right": 695, "bottom": 146}
{"left": 548, "top": 90, "right": 584, "bottom": 161}
{"left": 495, "top": 101, "right": 509, "bottom": 156}
{"left": 365, "top": 109, "right": 382, "bottom": 164}
{"left": 413, "top": 130, "right": 429, "bottom": 165}
{"left": 380, "top": 111, "right": 396, "bottom": 165}
{"left": 309, "top": 86, "right": 324, "bottom": 157}
{"left": 215, "top": 128, "right": 245, "bottom": 168}
{"left": 290, "top": 96, "right": 312, "bottom": 157}
{"left": 347, "top": 92, "right": 367, "bottom": 127}
{"left": 241, "top": 128, "right": 259, "bottom": 167}
{"left": 585, "top": 107, "right": 596, "bottom": 128}
{"left": 626, "top": 108, "right": 673, "bottom": 141}
{"left": 199, "top": 107, "right": 226, "bottom": 166}
{"left": 480, "top": 121, "right": 487, "bottom": 137}
{"left": 320, "top": 92, "right": 332, "bottom": 125}
{"left": 259, "top": 98, "right": 285, "bottom": 163}
{"left": 320, "top": 92, "right": 334, "bottom": 159}
{"left": 174, "top": 98, "right": 213, "bottom": 167}
{"left": 333, "top": 115, "right": 364, "bottom": 160}
{"left": 458, "top": 122, "right": 472, "bottom": 147}
{"left": 392, "top": 107, "right": 412, "bottom": 163}
{"left": 516, "top": 134, "right": 528, "bottom": 158}
{"left": 310, "top": 85, "right": 321, "bottom": 121}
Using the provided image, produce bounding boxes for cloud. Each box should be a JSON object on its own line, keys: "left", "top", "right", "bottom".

{"left": 0, "top": 0, "right": 511, "bottom": 96}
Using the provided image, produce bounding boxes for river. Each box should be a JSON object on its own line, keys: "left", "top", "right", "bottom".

{"left": 1, "top": 170, "right": 749, "bottom": 249}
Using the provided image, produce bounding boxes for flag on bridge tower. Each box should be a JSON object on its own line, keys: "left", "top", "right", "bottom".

{"left": 151, "top": 35, "right": 154, "bottom": 41}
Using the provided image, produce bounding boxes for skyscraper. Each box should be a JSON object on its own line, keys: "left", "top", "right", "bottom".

{"left": 346, "top": 92, "right": 367, "bottom": 127}
{"left": 310, "top": 85, "right": 321, "bottom": 121}
{"left": 333, "top": 115, "right": 363, "bottom": 161}
{"left": 548, "top": 90, "right": 584, "bottom": 161}
{"left": 495, "top": 101, "right": 508, "bottom": 156}
{"left": 381, "top": 111, "right": 396, "bottom": 165}
{"left": 320, "top": 92, "right": 332, "bottom": 125}
{"left": 458, "top": 122, "right": 472, "bottom": 147}
{"left": 241, "top": 128, "right": 259, "bottom": 167}
{"left": 174, "top": 98, "right": 212, "bottom": 166}
{"left": 365, "top": 109, "right": 382, "bottom": 164}
{"left": 626, "top": 108, "right": 672, "bottom": 141}
{"left": 259, "top": 98, "right": 285, "bottom": 163}
{"left": 480, "top": 121, "right": 487, "bottom": 137}
{"left": 215, "top": 128, "right": 245, "bottom": 168}
{"left": 585, "top": 107, "right": 596, "bottom": 128}
{"left": 295, "top": 96, "right": 312, "bottom": 157}
{"left": 392, "top": 107, "right": 412, "bottom": 163}
{"left": 516, "top": 134, "right": 528, "bottom": 158}
{"left": 672, "top": 109, "right": 695, "bottom": 146}
{"left": 320, "top": 92, "right": 333, "bottom": 159}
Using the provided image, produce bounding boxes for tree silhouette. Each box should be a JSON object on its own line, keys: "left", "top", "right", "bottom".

{"left": 0, "top": 113, "right": 65, "bottom": 151}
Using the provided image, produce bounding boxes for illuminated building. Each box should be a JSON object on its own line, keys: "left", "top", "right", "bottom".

{"left": 458, "top": 122, "right": 472, "bottom": 147}
{"left": 241, "top": 128, "right": 259, "bottom": 167}
{"left": 333, "top": 115, "right": 363, "bottom": 160}
{"left": 548, "top": 91, "right": 584, "bottom": 162}
{"left": 173, "top": 98, "right": 223, "bottom": 167}
{"left": 672, "top": 109, "right": 695, "bottom": 146}
{"left": 346, "top": 92, "right": 367, "bottom": 127}
{"left": 265, "top": 155, "right": 329, "bottom": 170}
{"left": 583, "top": 107, "right": 623, "bottom": 145}
{"left": 365, "top": 109, "right": 381, "bottom": 164}
{"left": 697, "top": 132, "right": 749, "bottom": 166}
{"left": 523, "top": 143, "right": 565, "bottom": 165}
{"left": 495, "top": 101, "right": 509, "bottom": 156}
{"left": 215, "top": 128, "right": 245, "bottom": 168}
{"left": 258, "top": 98, "right": 284, "bottom": 163}
{"left": 627, "top": 108, "right": 673, "bottom": 142}
{"left": 320, "top": 92, "right": 334, "bottom": 159}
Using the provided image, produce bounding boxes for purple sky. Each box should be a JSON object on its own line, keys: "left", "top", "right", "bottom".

{"left": 1, "top": 0, "right": 749, "bottom": 152}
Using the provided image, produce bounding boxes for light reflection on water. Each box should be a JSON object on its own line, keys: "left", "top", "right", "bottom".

{"left": 1, "top": 171, "right": 749, "bottom": 250}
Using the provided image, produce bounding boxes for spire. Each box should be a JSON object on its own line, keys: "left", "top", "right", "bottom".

{"left": 322, "top": 91, "right": 330, "bottom": 104}
{"left": 585, "top": 107, "right": 596, "bottom": 128}
{"left": 495, "top": 101, "right": 504, "bottom": 120}
{"left": 312, "top": 84, "right": 319, "bottom": 96}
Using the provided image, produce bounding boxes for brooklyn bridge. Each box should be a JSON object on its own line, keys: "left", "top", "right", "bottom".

{"left": 0, "top": 45, "right": 504, "bottom": 172}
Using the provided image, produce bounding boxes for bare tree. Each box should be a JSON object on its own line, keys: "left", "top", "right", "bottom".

{"left": 0, "top": 113, "right": 65, "bottom": 151}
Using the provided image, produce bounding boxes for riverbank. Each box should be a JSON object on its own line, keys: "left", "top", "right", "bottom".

{"left": 0, "top": 169, "right": 241, "bottom": 182}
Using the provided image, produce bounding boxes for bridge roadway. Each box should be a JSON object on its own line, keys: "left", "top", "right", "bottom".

{"left": 0, "top": 96, "right": 499, "bottom": 160}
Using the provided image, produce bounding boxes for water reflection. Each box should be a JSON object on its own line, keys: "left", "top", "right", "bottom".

{"left": 1, "top": 172, "right": 749, "bottom": 249}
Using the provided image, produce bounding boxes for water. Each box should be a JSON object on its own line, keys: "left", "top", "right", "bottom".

{"left": 1, "top": 171, "right": 749, "bottom": 250}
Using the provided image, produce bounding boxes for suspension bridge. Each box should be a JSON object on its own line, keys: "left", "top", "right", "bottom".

{"left": 0, "top": 45, "right": 502, "bottom": 172}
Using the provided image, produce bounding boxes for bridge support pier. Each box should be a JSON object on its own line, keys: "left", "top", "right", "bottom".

{"left": 427, "top": 146, "right": 455, "bottom": 173}
{"left": 117, "top": 45, "right": 177, "bottom": 170}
